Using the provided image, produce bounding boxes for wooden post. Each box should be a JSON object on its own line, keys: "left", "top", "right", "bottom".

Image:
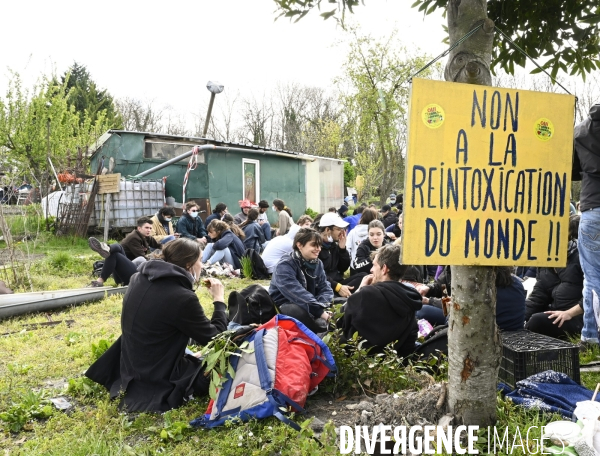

{"left": 103, "top": 193, "right": 111, "bottom": 242}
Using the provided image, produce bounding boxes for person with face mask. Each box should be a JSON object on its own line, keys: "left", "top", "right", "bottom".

{"left": 85, "top": 238, "right": 227, "bottom": 412}
{"left": 150, "top": 206, "right": 178, "bottom": 244}
{"left": 176, "top": 202, "right": 208, "bottom": 246}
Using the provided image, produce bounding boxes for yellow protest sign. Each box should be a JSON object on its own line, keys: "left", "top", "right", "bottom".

{"left": 401, "top": 79, "right": 575, "bottom": 267}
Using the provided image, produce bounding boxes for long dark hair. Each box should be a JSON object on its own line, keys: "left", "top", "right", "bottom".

{"left": 495, "top": 266, "right": 513, "bottom": 288}
{"left": 240, "top": 208, "right": 259, "bottom": 229}
{"left": 273, "top": 199, "right": 293, "bottom": 218}
{"left": 161, "top": 238, "right": 201, "bottom": 270}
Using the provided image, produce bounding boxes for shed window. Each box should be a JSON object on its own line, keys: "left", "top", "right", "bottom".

{"left": 144, "top": 142, "right": 205, "bottom": 163}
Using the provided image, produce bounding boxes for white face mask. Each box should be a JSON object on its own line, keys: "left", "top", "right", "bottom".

{"left": 190, "top": 212, "right": 199, "bottom": 218}
{"left": 164, "top": 217, "right": 172, "bottom": 222}
{"left": 272, "top": 206, "right": 277, "bottom": 212}
{"left": 327, "top": 235, "right": 334, "bottom": 243}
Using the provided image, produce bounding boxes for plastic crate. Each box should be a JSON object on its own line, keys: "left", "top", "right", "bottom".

{"left": 499, "top": 330, "right": 580, "bottom": 388}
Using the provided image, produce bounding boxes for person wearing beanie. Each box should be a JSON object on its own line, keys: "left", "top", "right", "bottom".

{"left": 381, "top": 205, "right": 398, "bottom": 228}
{"left": 338, "top": 204, "right": 349, "bottom": 218}
{"left": 233, "top": 199, "right": 252, "bottom": 225}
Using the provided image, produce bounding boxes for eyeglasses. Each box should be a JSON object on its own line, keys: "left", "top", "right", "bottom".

{"left": 190, "top": 210, "right": 199, "bottom": 213}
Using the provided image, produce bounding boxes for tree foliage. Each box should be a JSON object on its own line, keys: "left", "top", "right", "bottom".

{"left": 0, "top": 71, "right": 110, "bottom": 179}
{"left": 61, "top": 62, "right": 122, "bottom": 128}
{"left": 337, "top": 29, "right": 434, "bottom": 203}
{"left": 273, "top": 0, "right": 600, "bottom": 79}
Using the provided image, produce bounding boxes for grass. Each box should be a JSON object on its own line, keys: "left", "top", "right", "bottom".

{"left": 0, "top": 224, "right": 598, "bottom": 453}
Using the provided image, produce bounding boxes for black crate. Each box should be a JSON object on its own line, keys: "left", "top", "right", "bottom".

{"left": 499, "top": 330, "right": 580, "bottom": 389}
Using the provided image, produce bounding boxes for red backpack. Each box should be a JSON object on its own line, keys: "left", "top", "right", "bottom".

{"left": 190, "top": 315, "right": 336, "bottom": 429}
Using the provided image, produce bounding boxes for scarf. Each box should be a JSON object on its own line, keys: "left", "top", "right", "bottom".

{"left": 293, "top": 250, "right": 319, "bottom": 272}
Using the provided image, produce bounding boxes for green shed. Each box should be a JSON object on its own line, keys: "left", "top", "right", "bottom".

{"left": 89, "top": 131, "right": 344, "bottom": 225}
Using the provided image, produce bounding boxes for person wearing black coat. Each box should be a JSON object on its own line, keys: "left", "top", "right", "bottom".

{"left": 85, "top": 239, "right": 228, "bottom": 412}
{"left": 381, "top": 205, "right": 398, "bottom": 228}
{"left": 340, "top": 244, "right": 423, "bottom": 358}
{"left": 525, "top": 217, "right": 584, "bottom": 339}
{"left": 317, "top": 212, "right": 363, "bottom": 298}
{"left": 351, "top": 220, "right": 390, "bottom": 276}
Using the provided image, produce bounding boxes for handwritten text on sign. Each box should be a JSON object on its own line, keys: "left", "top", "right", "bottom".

{"left": 402, "top": 79, "right": 575, "bottom": 266}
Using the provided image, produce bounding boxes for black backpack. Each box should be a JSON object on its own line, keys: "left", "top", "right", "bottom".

{"left": 228, "top": 284, "right": 278, "bottom": 326}
{"left": 92, "top": 261, "right": 104, "bottom": 278}
{"left": 243, "top": 248, "right": 270, "bottom": 280}
{"left": 413, "top": 324, "right": 448, "bottom": 359}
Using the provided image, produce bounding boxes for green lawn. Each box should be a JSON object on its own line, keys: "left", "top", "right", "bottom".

{"left": 0, "top": 229, "right": 597, "bottom": 455}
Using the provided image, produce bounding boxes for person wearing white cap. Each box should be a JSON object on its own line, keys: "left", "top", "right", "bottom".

{"left": 317, "top": 212, "right": 365, "bottom": 298}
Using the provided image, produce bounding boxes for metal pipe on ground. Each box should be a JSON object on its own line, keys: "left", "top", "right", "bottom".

{"left": 0, "top": 287, "right": 127, "bottom": 320}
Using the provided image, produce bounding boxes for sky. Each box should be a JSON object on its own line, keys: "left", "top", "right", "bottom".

{"left": 0, "top": 0, "right": 447, "bottom": 127}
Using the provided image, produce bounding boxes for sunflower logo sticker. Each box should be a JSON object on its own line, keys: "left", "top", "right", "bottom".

{"left": 535, "top": 118, "right": 554, "bottom": 141}
{"left": 422, "top": 104, "right": 445, "bottom": 129}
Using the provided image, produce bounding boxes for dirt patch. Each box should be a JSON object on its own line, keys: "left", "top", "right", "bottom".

{"left": 305, "top": 382, "right": 448, "bottom": 431}
{"left": 0, "top": 248, "right": 45, "bottom": 266}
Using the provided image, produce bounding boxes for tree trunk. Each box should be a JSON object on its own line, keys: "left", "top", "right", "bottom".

{"left": 445, "top": 0, "right": 501, "bottom": 427}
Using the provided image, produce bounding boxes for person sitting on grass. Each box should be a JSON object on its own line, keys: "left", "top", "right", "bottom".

{"left": 340, "top": 244, "right": 422, "bottom": 358}
{"left": 269, "top": 228, "right": 334, "bottom": 334}
{"left": 416, "top": 266, "right": 526, "bottom": 331}
{"left": 202, "top": 219, "right": 245, "bottom": 269}
{"left": 318, "top": 212, "right": 366, "bottom": 298}
{"left": 150, "top": 206, "right": 178, "bottom": 244}
{"left": 205, "top": 202, "right": 227, "bottom": 226}
{"left": 256, "top": 200, "right": 273, "bottom": 242}
{"left": 176, "top": 201, "right": 208, "bottom": 246}
{"left": 239, "top": 208, "right": 265, "bottom": 252}
{"left": 525, "top": 215, "right": 584, "bottom": 339}
{"left": 350, "top": 220, "right": 390, "bottom": 276}
{"left": 233, "top": 199, "right": 252, "bottom": 225}
{"left": 262, "top": 216, "right": 313, "bottom": 274}
{"left": 85, "top": 238, "right": 228, "bottom": 412}
{"left": 88, "top": 216, "right": 159, "bottom": 287}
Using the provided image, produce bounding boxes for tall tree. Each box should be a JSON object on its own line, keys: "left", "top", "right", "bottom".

{"left": 273, "top": 0, "right": 600, "bottom": 427}
{"left": 338, "top": 30, "right": 431, "bottom": 203}
{"left": 61, "top": 62, "right": 122, "bottom": 128}
{"left": 0, "top": 71, "right": 109, "bottom": 180}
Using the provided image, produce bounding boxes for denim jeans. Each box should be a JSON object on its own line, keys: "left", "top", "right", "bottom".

{"left": 579, "top": 208, "right": 600, "bottom": 342}
{"left": 202, "top": 243, "right": 235, "bottom": 266}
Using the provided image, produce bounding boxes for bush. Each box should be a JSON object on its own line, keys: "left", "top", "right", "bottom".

{"left": 304, "top": 207, "right": 318, "bottom": 219}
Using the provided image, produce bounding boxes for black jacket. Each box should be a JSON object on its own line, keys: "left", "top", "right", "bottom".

{"left": 525, "top": 240, "right": 584, "bottom": 320}
{"left": 318, "top": 242, "right": 351, "bottom": 290}
{"left": 351, "top": 237, "right": 390, "bottom": 275}
{"left": 341, "top": 281, "right": 423, "bottom": 357}
{"left": 382, "top": 212, "right": 398, "bottom": 228}
{"left": 573, "top": 104, "right": 600, "bottom": 211}
{"left": 85, "top": 260, "right": 227, "bottom": 412}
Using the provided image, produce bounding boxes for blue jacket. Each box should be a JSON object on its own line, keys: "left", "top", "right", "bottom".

{"left": 176, "top": 214, "right": 207, "bottom": 240}
{"left": 242, "top": 222, "right": 265, "bottom": 252}
{"left": 344, "top": 214, "right": 361, "bottom": 233}
{"left": 212, "top": 230, "right": 246, "bottom": 269}
{"left": 269, "top": 252, "right": 333, "bottom": 318}
{"left": 205, "top": 212, "right": 221, "bottom": 227}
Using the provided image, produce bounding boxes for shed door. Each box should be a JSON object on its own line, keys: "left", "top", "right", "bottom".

{"left": 243, "top": 159, "right": 260, "bottom": 203}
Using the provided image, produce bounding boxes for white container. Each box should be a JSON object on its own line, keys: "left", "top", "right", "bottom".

{"left": 61, "top": 178, "right": 165, "bottom": 229}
